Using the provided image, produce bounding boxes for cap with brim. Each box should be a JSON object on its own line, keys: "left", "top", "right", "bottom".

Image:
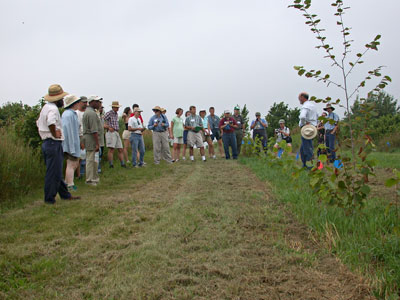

{"left": 111, "top": 101, "right": 121, "bottom": 107}
{"left": 301, "top": 124, "right": 318, "bottom": 140}
{"left": 133, "top": 107, "right": 143, "bottom": 113}
{"left": 88, "top": 95, "right": 103, "bottom": 102}
{"left": 44, "top": 84, "right": 68, "bottom": 102}
{"left": 279, "top": 119, "right": 285, "bottom": 123}
{"left": 80, "top": 96, "right": 88, "bottom": 103}
{"left": 152, "top": 106, "right": 162, "bottom": 111}
{"left": 255, "top": 112, "right": 261, "bottom": 116}
{"left": 323, "top": 104, "right": 335, "bottom": 111}
{"left": 224, "top": 110, "right": 231, "bottom": 114}
{"left": 200, "top": 109, "right": 206, "bottom": 112}
{"left": 64, "top": 95, "right": 81, "bottom": 108}
{"left": 234, "top": 106, "right": 240, "bottom": 110}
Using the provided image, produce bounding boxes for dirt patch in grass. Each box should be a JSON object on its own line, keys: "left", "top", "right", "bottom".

{"left": 0, "top": 158, "right": 375, "bottom": 299}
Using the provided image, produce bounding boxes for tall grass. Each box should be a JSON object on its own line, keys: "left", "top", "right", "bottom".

{"left": 240, "top": 157, "right": 400, "bottom": 300}
{"left": 0, "top": 127, "right": 45, "bottom": 204}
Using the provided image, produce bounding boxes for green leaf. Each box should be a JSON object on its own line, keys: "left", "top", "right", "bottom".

{"left": 319, "top": 154, "right": 327, "bottom": 162}
{"left": 385, "top": 178, "right": 398, "bottom": 188}
{"left": 298, "top": 69, "right": 306, "bottom": 76}
{"left": 360, "top": 185, "right": 371, "bottom": 195}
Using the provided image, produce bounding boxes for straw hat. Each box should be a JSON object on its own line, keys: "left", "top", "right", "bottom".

{"left": 44, "top": 84, "right": 68, "bottom": 102}
{"left": 111, "top": 101, "right": 121, "bottom": 107}
{"left": 133, "top": 107, "right": 143, "bottom": 113}
{"left": 301, "top": 124, "right": 318, "bottom": 140}
{"left": 161, "top": 108, "right": 166, "bottom": 113}
{"left": 152, "top": 106, "right": 162, "bottom": 111}
{"left": 64, "top": 95, "right": 81, "bottom": 108}
{"left": 323, "top": 104, "right": 335, "bottom": 111}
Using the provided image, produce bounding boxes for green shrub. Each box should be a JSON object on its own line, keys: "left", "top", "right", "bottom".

{"left": 0, "top": 127, "right": 45, "bottom": 203}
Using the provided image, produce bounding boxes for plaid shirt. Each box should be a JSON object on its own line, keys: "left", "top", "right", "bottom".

{"left": 104, "top": 110, "right": 119, "bottom": 131}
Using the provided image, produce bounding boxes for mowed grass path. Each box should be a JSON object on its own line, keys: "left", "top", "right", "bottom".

{"left": 0, "top": 158, "right": 374, "bottom": 299}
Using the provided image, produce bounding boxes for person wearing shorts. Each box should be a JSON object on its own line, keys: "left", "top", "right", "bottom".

{"left": 199, "top": 109, "right": 216, "bottom": 159}
{"left": 121, "top": 107, "right": 132, "bottom": 164}
{"left": 185, "top": 106, "right": 206, "bottom": 162}
{"left": 104, "top": 101, "right": 126, "bottom": 168}
{"left": 208, "top": 107, "right": 224, "bottom": 158}
{"left": 170, "top": 108, "right": 184, "bottom": 162}
{"left": 182, "top": 111, "right": 190, "bottom": 160}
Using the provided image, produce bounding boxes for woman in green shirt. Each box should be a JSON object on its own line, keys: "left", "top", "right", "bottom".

{"left": 170, "top": 108, "right": 184, "bottom": 162}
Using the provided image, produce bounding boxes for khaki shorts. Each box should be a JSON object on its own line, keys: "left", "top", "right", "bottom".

{"left": 122, "top": 130, "right": 130, "bottom": 140}
{"left": 173, "top": 137, "right": 184, "bottom": 144}
{"left": 106, "top": 131, "right": 123, "bottom": 149}
{"left": 187, "top": 131, "right": 204, "bottom": 148}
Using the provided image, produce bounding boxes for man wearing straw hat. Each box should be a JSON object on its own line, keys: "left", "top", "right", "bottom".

{"left": 62, "top": 95, "right": 82, "bottom": 191}
{"left": 36, "top": 84, "right": 80, "bottom": 204}
{"left": 148, "top": 106, "right": 173, "bottom": 164}
{"left": 323, "top": 103, "right": 339, "bottom": 163}
{"left": 104, "top": 101, "right": 126, "bottom": 168}
{"left": 83, "top": 96, "right": 102, "bottom": 186}
{"left": 298, "top": 92, "right": 318, "bottom": 169}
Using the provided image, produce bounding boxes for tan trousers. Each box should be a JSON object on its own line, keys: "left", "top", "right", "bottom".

{"left": 86, "top": 150, "right": 99, "bottom": 183}
{"left": 152, "top": 131, "right": 172, "bottom": 164}
{"left": 65, "top": 158, "right": 79, "bottom": 186}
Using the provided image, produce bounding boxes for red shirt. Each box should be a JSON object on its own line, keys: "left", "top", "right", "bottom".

{"left": 130, "top": 113, "right": 143, "bottom": 124}
{"left": 219, "top": 117, "right": 237, "bottom": 133}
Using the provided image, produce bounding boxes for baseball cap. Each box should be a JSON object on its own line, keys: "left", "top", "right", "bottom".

{"left": 255, "top": 112, "right": 261, "bottom": 116}
{"left": 88, "top": 95, "right": 103, "bottom": 102}
{"left": 234, "top": 106, "right": 240, "bottom": 110}
{"left": 224, "top": 110, "right": 231, "bottom": 114}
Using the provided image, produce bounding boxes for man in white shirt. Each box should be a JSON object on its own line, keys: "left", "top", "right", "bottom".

{"left": 128, "top": 107, "right": 146, "bottom": 167}
{"left": 298, "top": 92, "right": 318, "bottom": 168}
{"left": 36, "top": 84, "right": 80, "bottom": 204}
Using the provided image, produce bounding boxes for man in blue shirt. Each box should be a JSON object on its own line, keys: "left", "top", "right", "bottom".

{"left": 62, "top": 95, "right": 82, "bottom": 191}
{"left": 148, "top": 106, "right": 173, "bottom": 164}
{"left": 323, "top": 104, "right": 339, "bottom": 163}
{"left": 250, "top": 112, "right": 268, "bottom": 153}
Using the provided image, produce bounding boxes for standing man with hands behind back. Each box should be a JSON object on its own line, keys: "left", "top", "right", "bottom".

{"left": 83, "top": 96, "right": 102, "bottom": 186}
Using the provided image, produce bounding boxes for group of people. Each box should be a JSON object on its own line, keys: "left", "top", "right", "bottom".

{"left": 36, "top": 83, "right": 338, "bottom": 204}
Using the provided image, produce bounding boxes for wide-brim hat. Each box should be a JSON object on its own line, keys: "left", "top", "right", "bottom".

{"left": 88, "top": 95, "right": 103, "bottom": 102}
{"left": 44, "top": 84, "right": 68, "bottom": 102}
{"left": 152, "top": 105, "right": 162, "bottom": 111}
{"left": 64, "top": 95, "right": 81, "bottom": 108}
{"left": 301, "top": 124, "right": 318, "bottom": 140}
{"left": 111, "top": 101, "right": 121, "bottom": 107}
{"left": 160, "top": 107, "right": 166, "bottom": 113}
{"left": 133, "top": 107, "right": 143, "bottom": 113}
{"left": 323, "top": 104, "right": 335, "bottom": 111}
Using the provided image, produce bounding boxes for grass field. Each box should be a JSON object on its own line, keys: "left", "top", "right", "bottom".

{"left": 239, "top": 152, "right": 400, "bottom": 300}
{"left": 0, "top": 151, "right": 377, "bottom": 299}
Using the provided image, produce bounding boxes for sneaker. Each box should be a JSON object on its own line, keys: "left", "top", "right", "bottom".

{"left": 143, "top": 162, "right": 147, "bottom": 165}
{"left": 182, "top": 157, "right": 186, "bottom": 160}
{"left": 175, "top": 159, "right": 179, "bottom": 163}
{"left": 68, "top": 185, "right": 78, "bottom": 192}
{"left": 127, "top": 160, "right": 130, "bottom": 164}
{"left": 212, "top": 155, "right": 216, "bottom": 159}
{"left": 86, "top": 182, "right": 98, "bottom": 186}
{"left": 109, "top": 164, "right": 114, "bottom": 168}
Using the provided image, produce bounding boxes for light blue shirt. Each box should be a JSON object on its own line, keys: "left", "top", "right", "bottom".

{"left": 251, "top": 119, "right": 268, "bottom": 130}
{"left": 62, "top": 109, "right": 81, "bottom": 158}
{"left": 324, "top": 112, "right": 339, "bottom": 131}
{"left": 202, "top": 116, "right": 209, "bottom": 129}
{"left": 148, "top": 114, "right": 169, "bottom": 132}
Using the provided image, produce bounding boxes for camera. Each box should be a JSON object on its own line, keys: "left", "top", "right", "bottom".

{"left": 275, "top": 129, "right": 280, "bottom": 134}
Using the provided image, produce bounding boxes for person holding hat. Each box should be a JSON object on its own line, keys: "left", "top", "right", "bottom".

{"left": 219, "top": 110, "right": 239, "bottom": 159}
{"left": 62, "top": 95, "right": 82, "bottom": 191}
{"left": 273, "top": 119, "right": 292, "bottom": 154}
{"left": 36, "top": 84, "right": 80, "bottom": 204}
{"left": 298, "top": 92, "right": 318, "bottom": 168}
{"left": 104, "top": 101, "right": 126, "bottom": 168}
{"left": 184, "top": 106, "right": 206, "bottom": 162}
{"left": 148, "top": 106, "right": 173, "bottom": 164}
{"left": 83, "top": 96, "right": 102, "bottom": 186}
{"left": 232, "top": 106, "right": 245, "bottom": 155}
{"left": 323, "top": 104, "right": 339, "bottom": 163}
{"left": 250, "top": 112, "right": 268, "bottom": 153}
{"left": 199, "top": 109, "right": 216, "bottom": 159}
{"left": 128, "top": 107, "right": 146, "bottom": 167}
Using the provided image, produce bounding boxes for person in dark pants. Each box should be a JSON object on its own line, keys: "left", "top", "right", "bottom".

{"left": 36, "top": 84, "right": 80, "bottom": 204}
{"left": 323, "top": 104, "right": 339, "bottom": 163}
{"left": 232, "top": 106, "right": 245, "bottom": 155}
{"left": 250, "top": 112, "right": 268, "bottom": 153}
{"left": 219, "top": 110, "right": 238, "bottom": 159}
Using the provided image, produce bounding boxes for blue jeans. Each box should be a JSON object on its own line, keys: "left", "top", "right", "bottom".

{"left": 300, "top": 136, "right": 314, "bottom": 167}
{"left": 222, "top": 132, "right": 238, "bottom": 159}
{"left": 325, "top": 131, "right": 336, "bottom": 162}
{"left": 42, "top": 139, "right": 71, "bottom": 203}
{"left": 130, "top": 133, "right": 145, "bottom": 166}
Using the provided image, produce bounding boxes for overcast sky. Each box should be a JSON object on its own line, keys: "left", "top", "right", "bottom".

{"left": 1, "top": 0, "right": 399, "bottom": 121}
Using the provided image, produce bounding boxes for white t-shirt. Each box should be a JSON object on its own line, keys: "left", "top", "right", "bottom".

{"left": 276, "top": 127, "right": 290, "bottom": 143}
{"left": 128, "top": 116, "right": 144, "bottom": 134}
